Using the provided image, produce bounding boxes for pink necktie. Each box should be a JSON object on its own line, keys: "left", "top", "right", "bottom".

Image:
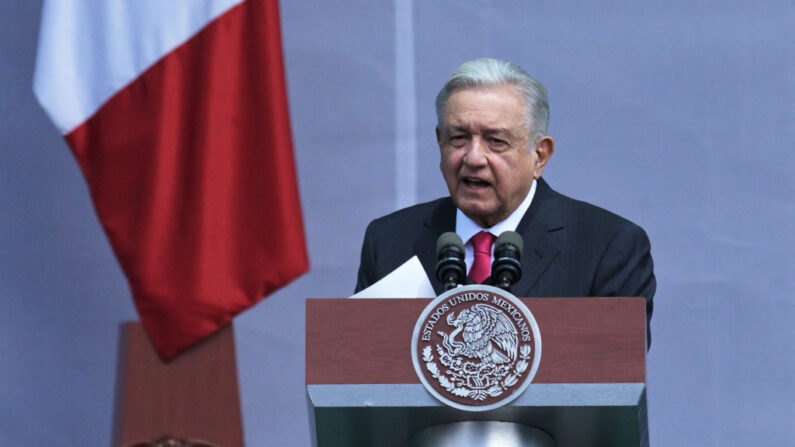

{"left": 469, "top": 231, "right": 495, "bottom": 283}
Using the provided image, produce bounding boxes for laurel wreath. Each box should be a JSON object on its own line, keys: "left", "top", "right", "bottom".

{"left": 422, "top": 344, "right": 532, "bottom": 401}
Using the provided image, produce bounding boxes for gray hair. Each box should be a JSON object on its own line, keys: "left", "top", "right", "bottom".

{"left": 435, "top": 58, "right": 549, "bottom": 144}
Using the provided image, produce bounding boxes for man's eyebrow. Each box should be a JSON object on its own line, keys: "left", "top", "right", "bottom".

{"left": 483, "top": 127, "right": 511, "bottom": 135}
{"left": 444, "top": 125, "right": 512, "bottom": 135}
{"left": 445, "top": 125, "right": 470, "bottom": 132}
{"left": 480, "top": 127, "right": 515, "bottom": 138}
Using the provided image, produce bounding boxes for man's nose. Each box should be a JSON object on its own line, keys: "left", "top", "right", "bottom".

{"left": 463, "top": 137, "right": 488, "bottom": 166}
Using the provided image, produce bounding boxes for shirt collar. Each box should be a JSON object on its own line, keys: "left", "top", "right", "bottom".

{"left": 455, "top": 179, "right": 537, "bottom": 243}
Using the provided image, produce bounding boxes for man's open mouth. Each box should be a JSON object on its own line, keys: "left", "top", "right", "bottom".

{"left": 462, "top": 177, "right": 491, "bottom": 188}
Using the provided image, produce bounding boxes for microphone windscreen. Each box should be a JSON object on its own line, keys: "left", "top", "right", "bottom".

{"left": 495, "top": 231, "right": 523, "bottom": 257}
{"left": 436, "top": 232, "right": 464, "bottom": 257}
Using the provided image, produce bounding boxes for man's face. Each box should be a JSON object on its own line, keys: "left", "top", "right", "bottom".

{"left": 438, "top": 85, "right": 549, "bottom": 228}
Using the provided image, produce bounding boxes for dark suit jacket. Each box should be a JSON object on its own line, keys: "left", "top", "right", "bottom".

{"left": 355, "top": 178, "right": 656, "bottom": 346}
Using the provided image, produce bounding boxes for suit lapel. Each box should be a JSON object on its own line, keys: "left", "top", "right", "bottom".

{"left": 414, "top": 199, "right": 457, "bottom": 295}
{"left": 511, "top": 178, "right": 563, "bottom": 296}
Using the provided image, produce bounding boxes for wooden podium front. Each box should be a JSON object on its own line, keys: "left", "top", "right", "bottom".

{"left": 306, "top": 297, "right": 648, "bottom": 447}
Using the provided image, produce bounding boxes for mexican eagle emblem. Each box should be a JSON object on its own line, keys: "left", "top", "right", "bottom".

{"left": 411, "top": 285, "right": 541, "bottom": 411}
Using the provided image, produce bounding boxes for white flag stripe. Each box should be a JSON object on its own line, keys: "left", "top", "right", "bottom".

{"left": 33, "top": 0, "right": 244, "bottom": 134}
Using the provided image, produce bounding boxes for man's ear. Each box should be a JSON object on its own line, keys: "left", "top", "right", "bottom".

{"left": 532, "top": 136, "right": 555, "bottom": 179}
{"left": 437, "top": 126, "right": 444, "bottom": 172}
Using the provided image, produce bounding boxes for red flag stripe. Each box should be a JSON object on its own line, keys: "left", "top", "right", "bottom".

{"left": 66, "top": 0, "right": 308, "bottom": 359}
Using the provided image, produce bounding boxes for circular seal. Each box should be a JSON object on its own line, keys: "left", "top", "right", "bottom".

{"left": 411, "top": 284, "right": 541, "bottom": 412}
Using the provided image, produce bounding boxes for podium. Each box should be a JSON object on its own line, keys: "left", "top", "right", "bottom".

{"left": 306, "top": 297, "right": 648, "bottom": 447}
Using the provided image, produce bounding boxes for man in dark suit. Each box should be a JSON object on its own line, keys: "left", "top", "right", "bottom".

{"left": 355, "top": 58, "right": 655, "bottom": 345}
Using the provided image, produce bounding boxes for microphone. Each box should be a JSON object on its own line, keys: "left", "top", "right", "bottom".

{"left": 491, "top": 231, "right": 523, "bottom": 292}
{"left": 435, "top": 232, "right": 466, "bottom": 291}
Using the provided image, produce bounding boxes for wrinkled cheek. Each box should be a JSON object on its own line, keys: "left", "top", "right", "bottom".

{"left": 440, "top": 159, "right": 460, "bottom": 183}
{"left": 440, "top": 169, "right": 458, "bottom": 195}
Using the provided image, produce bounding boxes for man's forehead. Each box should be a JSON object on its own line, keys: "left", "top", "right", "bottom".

{"left": 446, "top": 85, "right": 525, "bottom": 108}
{"left": 441, "top": 92, "right": 525, "bottom": 135}
{"left": 443, "top": 86, "right": 525, "bottom": 120}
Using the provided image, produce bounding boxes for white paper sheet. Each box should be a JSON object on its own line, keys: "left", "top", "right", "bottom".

{"left": 350, "top": 256, "right": 435, "bottom": 298}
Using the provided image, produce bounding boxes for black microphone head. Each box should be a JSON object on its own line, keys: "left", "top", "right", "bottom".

{"left": 436, "top": 232, "right": 464, "bottom": 257}
{"left": 492, "top": 231, "right": 523, "bottom": 291}
{"left": 495, "top": 231, "right": 523, "bottom": 258}
{"left": 436, "top": 232, "right": 466, "bottom": 291}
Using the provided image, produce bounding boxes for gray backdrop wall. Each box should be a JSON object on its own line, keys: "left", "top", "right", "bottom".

{"left": 1, "top": 0, "right": 792, "bottom": 445}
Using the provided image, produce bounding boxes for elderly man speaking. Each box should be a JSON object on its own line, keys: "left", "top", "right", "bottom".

{"left": 355, "top": 58, "right": 655, "bottom": 345}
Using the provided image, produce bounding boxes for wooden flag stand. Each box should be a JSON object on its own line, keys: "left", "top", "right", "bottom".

{"left": 112, "top": 322, "right": 244, "bottom": 447}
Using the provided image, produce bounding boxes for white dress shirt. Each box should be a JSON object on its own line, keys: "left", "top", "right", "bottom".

{"left": 455, "top": 179, "right": 537, "bottom": 272}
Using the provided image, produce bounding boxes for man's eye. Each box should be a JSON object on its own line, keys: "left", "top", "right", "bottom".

{"left": 449, "top": 135, "right": 467, "bottom": 145}
{"left": 488, "top": 137, "right": 507, "bottom": 147}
